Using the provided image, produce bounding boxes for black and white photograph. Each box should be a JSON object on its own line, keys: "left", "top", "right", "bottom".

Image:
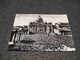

{"left": 8, "top": 14, "right": 75, "bottom": 51}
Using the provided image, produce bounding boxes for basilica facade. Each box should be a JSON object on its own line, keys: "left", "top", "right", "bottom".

{"left": 29, "top": 16, "right": 55, "bottom": 34}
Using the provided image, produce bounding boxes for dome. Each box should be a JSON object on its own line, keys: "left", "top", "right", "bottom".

{"left": 36, "top": 15, "right": 44, "bottom": 23}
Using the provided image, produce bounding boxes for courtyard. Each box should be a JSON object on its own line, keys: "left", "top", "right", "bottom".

{"left": 8, "top": 34, "right": 75, "bottom": 51}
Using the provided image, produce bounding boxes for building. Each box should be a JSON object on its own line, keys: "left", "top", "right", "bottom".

{"left": 54, "top": 22, "right": 72, "bottom": 36}
{"left": 29, "top": 16, "right": 54, "bottom": 34}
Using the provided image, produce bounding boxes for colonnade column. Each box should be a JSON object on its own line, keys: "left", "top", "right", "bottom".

{"left": 46, "top": 25, "right": 49, "bottom": 34}
{"left": 51, "top": 26, "right": 53, "bottom": 33}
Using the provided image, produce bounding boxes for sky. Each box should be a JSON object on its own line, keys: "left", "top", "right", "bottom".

{"left": 13, "top": 14, "right": 69, "bottom": 26}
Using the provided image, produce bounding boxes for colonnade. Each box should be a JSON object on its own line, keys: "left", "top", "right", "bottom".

{"left": 31, "top": 25, "right": 54, "bottom": 34}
